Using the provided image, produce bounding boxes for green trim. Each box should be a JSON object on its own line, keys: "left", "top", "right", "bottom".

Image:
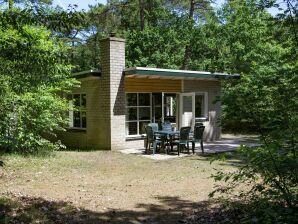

{"left": 124, "top": 68, "right": 240, "bottom": 80}
{"left": 72, "top": 70, "right": 101, "bottom": 79}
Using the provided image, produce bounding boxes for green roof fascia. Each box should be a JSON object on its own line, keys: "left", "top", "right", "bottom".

{"left": 124, "top": 68, "right": 240, "bottom": 80}
{"left": 72, "top": 70, "right": 101, "bottom": 79}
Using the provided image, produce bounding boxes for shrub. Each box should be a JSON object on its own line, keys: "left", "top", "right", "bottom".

{"left": 0, "top": 10, "right": 77, "bottom": 154}
{"left": 210, "top": 136, "right": 298, "bottom": 223}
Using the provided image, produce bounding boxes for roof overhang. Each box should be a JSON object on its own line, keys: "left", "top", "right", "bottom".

{"left": 72, "top": 70, "right": 101, "bottom": 79}
{"left": 124, "top": 67, "right": 240, "bottom": 80}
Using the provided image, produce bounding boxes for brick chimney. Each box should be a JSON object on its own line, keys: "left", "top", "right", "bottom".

{"left": 99, "top": 37, "right": 126, "bottom": 150}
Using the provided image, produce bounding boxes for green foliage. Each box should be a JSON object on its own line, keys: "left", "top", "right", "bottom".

{"left": 125, "top": 11, "right": 190, "bottom": 68}
{"left": 0, "top": 6, "right": 88, "bottom": 72}
{"left": 216, "top": 0, "right": 297, "bottom": 133}
{"left": 70, "top": 0, "right": 217, "bottom": 71}
{"left": 207, "top": 1, "right": 298, "bottom": 222}
{"left": 0, "top": 9, "right": 77, "bottom": 154}
{"left": 210, "top": 139, "right": 298, "bottom": 222}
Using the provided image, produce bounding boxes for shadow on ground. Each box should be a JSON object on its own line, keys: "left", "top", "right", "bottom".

{"left": 0, "top": 195, "right": 240, "bottom": 224}
{"left": 191, "top": 150, "right": 247, "bottom": 167}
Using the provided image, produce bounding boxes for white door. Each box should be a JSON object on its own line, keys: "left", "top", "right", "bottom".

{"left": 179, "top": 93, "right": 195, "bottom": 129}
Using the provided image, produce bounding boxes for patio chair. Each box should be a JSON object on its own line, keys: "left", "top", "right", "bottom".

{"left": 148, "top": 122, "right": 160, "bottom": 138}
{"left": 190, "top": 125, "right": 205, "bottom": 154}
{"left": 145, "top": 125, "right": 161, "bottom": 155}
{"left": 148, "top": 123, "right": 159, "bottom": 132}
{"left": 162, "top": 122, "right": 172, "bottom": 132}
{"left": 172, "top": 126, "right": 191, "bottom": 156}
{"left": 148, "top": 122, "right": 161, "bottom": 148}
{"left": 161, "top": 122, "right": 172, "bottom": 149}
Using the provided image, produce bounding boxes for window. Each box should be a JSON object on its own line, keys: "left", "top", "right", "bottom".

{"left": 152, "top": 93, "right": 177, "bottom": 123}
{"left": 152, "top": 93, "right": 162, "bottom": 122}
{"left": 164, "top": 94, "right": 177, "bottom": 123}
{"left": 69, "top": 94, "right": 86, "bottom": 129}
{"left": 195, "top": 92, "right": 208, "bottom": 119}
{"left": 126, "top": 93, "right": 151, "bottom": 136}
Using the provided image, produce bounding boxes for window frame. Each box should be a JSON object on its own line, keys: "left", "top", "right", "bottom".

{"left": 68, "top": 93, "right": 87, "bottom": 130}
{"left": 195, "top": 92, "right": 209, "bottom": 120}
{"left": 125, "top": 92, "right": 152, "bottom": 137}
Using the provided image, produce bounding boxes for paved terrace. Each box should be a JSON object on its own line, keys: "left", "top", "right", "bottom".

{"left": 119, "top": 134, "right": 260, "bottom": 160}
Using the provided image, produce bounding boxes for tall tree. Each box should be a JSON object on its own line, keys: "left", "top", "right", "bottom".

{"left": 139, "top": 0, "right": 145, "bottom": 30}
{"left": 181, "top": 0, "right": 214, "bottom": 69}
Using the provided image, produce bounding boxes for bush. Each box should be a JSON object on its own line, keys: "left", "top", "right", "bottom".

{"left": 0, "top": 10, "right": 76, "bottom": 154}
{"left": 210, "top": 136, "right": 298, "bottom": 223}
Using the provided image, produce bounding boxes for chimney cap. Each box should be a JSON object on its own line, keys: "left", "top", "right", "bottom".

{"left": 100, "top": 36, "right": 125, "bottom": 43}
{"left": 110, "top": 32, "right": 116, "bottom": 37}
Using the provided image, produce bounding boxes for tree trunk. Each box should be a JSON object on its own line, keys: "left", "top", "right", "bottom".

{"left": 181, "top": 0, "right": 195, "bottom": 69}
{"left": 9, "top": 0, "right": 13, "bottom": 9}
{"left": 139, "top": 0, "right": 145, "bottom": 31}
{"left": 189, "top": 0, "right": 195, "bottom": 19}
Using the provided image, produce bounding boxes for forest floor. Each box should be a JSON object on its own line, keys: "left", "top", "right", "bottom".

{"left": 0, "top": 143, "right": 252, "bottom": 223}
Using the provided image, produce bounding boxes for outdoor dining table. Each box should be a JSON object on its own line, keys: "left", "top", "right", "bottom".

{"left": 154, "top": 130, "right": 180, "bottom": 153}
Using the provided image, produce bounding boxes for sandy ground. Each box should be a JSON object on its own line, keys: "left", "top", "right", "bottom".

{"left": 0, "top": 141, "right": 250, "bottom": 223}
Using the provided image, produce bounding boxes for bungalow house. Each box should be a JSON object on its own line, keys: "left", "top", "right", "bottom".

{"left": 58, "top": 37, "right": 239, "bottom": 150}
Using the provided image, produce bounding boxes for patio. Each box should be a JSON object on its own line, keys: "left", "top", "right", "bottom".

{"left": 120, "top": 134, "right": 259, "bottom": 160}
